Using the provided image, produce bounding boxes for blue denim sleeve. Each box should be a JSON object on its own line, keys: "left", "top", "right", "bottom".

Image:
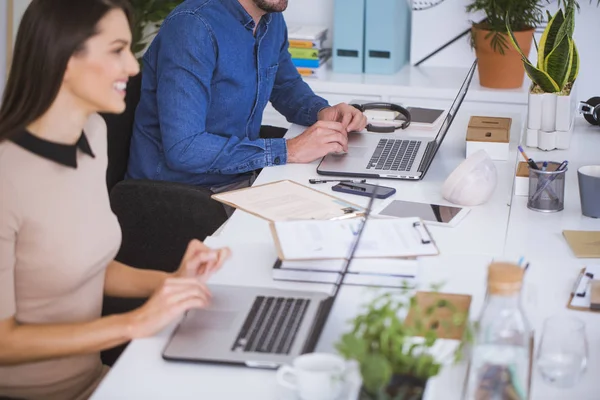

{"left": 269, "top": 21, "right": 330, "bottom": 126}
{"left": 153, "top": 13, "right": 287, "bottom": 175}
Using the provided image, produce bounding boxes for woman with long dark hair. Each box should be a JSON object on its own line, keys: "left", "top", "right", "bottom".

{"left": 0, "top": 1, "right": 229, "bottom": 399}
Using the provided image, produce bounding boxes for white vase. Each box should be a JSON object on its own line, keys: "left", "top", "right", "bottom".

{"left": 526, "top": 84, "right": 576, "bottom": 150}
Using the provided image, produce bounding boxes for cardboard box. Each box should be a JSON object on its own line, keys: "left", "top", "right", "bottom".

{"left": 466, "top": 116, "right": 512, "bottom": 160}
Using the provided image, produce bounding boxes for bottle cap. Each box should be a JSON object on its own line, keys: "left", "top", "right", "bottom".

{"left": 487, "top": 262, "right": 524, "bottom": 295}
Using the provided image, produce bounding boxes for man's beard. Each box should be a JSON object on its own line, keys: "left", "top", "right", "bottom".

{"left": 252, "top": 0, "right": 288, "bottom": 12}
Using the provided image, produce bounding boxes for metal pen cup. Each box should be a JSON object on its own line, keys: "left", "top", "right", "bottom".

{"left": 527, "top": 162, "right": 567, "bottom": 213}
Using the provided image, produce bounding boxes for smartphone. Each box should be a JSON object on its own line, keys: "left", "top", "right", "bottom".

{"left": 332, "top": 182, "right": 396, "bottom": 199}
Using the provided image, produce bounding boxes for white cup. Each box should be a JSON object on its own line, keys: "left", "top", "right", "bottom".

{"left": 276, "top": 353, "right": 348, "bottom": 400}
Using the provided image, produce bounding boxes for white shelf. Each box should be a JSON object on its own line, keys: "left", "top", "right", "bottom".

{"left": 304, "top": 64, "right": 531, "bottom": 105}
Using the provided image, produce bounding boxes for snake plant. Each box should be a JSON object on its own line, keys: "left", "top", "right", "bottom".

{"left": 506, "top": 0, "right": 579, "bottom": 94}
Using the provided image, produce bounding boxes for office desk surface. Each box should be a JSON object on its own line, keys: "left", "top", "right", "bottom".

{"left": 92, "top": 107, "right": 600, "bottom": 400}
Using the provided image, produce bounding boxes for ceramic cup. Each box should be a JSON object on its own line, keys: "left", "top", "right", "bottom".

{"left": 276, "top": 353, "right": 348, "bottom": 400}
{"left": 578, "top": 165, "right": 600, "bottom": 218}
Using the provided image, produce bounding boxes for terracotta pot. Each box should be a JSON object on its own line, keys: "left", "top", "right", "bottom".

{"left": 472, "top": 26, "right": 534, "bottom": 89}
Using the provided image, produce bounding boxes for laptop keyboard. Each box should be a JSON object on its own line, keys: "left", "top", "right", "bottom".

{"left": 231, "top": 296, "right": 310, "bottom": 355}
{"left": 366, "top": 139, "right": 421, "bottom": 171}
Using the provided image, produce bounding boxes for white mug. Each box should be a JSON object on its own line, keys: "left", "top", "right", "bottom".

{"left": 276, "top": 353, "right": 348, "bottom": 400}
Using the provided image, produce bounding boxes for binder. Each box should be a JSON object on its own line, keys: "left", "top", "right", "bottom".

{"left": 364, "top": 0, "right": 412, "bottom": 74}
{"left": 332, "top": 0, "right": 365, "bottom": 74}
{"left": 567, "top": 265, "right": 600, "bottom": 313}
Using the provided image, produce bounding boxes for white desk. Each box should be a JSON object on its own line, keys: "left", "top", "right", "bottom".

{"left": 92, "top": 105, "right": 600, "bottom": 400}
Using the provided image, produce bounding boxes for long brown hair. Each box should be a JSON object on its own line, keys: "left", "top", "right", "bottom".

{"left": 0, "top": 0, "right": 133, "bottom": 141}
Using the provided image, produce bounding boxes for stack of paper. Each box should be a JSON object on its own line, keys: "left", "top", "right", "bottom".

{"left": 269, "top": 217, "right": 439, "bottom": 287}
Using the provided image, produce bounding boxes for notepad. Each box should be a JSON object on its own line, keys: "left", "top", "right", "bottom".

{"left": 270, "top": 217, "right": 439, "bottom": 260}
{"left": 563, "top": 230, "right": 600, "bottom": 258}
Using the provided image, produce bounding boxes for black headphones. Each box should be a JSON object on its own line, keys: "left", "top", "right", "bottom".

{"left": 350, "top": 102, "right": 411, "bottom": 133}
{"left": 579, "top": 97, "right": 600, "bottom": 126}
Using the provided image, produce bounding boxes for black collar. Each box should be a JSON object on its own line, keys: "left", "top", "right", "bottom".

{"left": 11, "top": 130, "right": 95, "bottom": 168}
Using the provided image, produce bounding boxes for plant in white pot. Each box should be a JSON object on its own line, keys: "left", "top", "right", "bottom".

{"left": 506, "top": 0, "right": 581, "bottom": 150}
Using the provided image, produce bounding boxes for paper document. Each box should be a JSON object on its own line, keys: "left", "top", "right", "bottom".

{"left": 212, "top": 180, "right": 363, "bottom": 221}
{"left": 271, "top": 217, "right": 438, "bottom": 260}
{"left": 563, "top": 230, "right": 600, "bottom": 258}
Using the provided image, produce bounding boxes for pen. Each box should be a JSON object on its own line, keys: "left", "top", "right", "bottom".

{"left": 541, "top": 161, "right": 548, "bottom": 171}
{"left": 518, "top": 146, "right": 539, "bottom": 170}
{"left": 309, "top": 179, "right": 367, "bottom": 184}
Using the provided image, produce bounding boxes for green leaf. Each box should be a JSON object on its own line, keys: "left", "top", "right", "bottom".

{"left": 523, "top": 62, "right": 561, "bottom": 92}
{"left": 544, "top": 35, "right": 572, "bottom": 89}
{"left": 568, "top": 41, "right": 579, "bottom": 83}
{"left": 336, "top": 334, "right": 368, "bottom": 361}
{"left": 537, "top": 9, "right": 565, "bottom": 69}
{"left": 361, "top": 354, "right": 393, "bottom": 394}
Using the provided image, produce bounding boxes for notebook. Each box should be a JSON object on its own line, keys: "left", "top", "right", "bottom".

{"left": 563, "top": 230, "right": 600, "bottom": 258}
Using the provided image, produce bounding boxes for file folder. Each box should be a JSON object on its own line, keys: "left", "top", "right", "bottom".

{"left": 332, "top": 0, "right": 365, "bottom": 74}
{"left": 364, "top": 0, "right": 411, "bottom": 74}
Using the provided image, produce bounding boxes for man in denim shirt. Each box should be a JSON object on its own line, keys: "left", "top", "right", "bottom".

{"left": 127, "top": 0, "right": 367, "bottom": 192}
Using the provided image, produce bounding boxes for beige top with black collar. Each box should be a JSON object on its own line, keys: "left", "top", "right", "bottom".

{"left": 0, "top": 114, "right": 121, "bottom": 400}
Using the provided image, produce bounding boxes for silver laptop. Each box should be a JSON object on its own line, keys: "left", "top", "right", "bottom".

{"left": 162, "top": 191, "right": 378, "bottom": 368}
{"left": 317, "top": 60, "right": 478, "bottom": 181}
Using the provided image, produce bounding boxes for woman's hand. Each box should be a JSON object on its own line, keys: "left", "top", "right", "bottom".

{"left": 174, "top": 239, "right": 231, "bottom": 282}
{"left": 127, "top": 277, "right": 211, "bottom": 339}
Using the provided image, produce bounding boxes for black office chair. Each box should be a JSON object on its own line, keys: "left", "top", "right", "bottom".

{"left": 100, "top": 73, "right": 229, "bottom": 365}
{"left": 99, "top": 73, "right": 287, "bottom": 366}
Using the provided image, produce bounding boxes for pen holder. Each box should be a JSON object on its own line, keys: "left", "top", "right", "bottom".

{"left": 527, "top": 162, "right": 567, "bottom": 213}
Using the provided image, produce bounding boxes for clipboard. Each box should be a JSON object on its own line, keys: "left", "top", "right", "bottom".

{"left": 269, "top": 217, "right": 439, "bottom": 261}
{"left": 566, "top": 266, "right": 600, "bottom": 313}
{"left": 211, "top": 180, "right": 364, "bottom": 222}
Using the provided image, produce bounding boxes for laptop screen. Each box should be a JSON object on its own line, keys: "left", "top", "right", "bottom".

{"left": 433, "top": 60, "right": 478, "bottom": 147}
{"left": 330, "top": 189, "right": 377, "bottom": 299}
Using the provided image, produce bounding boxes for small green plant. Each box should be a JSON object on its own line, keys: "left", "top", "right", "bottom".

{"left": 506, "top": 0, "right": 581, "bottom": 94}
{"left": 335, "top": 288, "right": 471, "bottom": 400}
{"left": 129, "top": 0, "right": 183, "bottom": 58}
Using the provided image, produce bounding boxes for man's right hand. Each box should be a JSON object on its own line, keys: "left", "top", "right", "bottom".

{"left": 286, "top": 121, "right": 349, "bottom": 163}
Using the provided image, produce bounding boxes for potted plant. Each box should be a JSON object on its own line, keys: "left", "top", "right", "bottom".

{"left": 335, "top": 289, "right": 472, "bottom": 400}
{"left": 506, "top": 0, "right": 584, "bottom": 150}
{"left": 466, "top": 0, "right": 545, "bottom": 89}
{"left": 129, "top": 0, "right": 183, "bottom": 60}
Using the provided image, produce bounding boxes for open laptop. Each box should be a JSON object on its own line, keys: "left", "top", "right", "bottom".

{"left": 162, "top": 189, "right": 378, "bottom": 368}
{"left": 317, "top": 59, "right": 478, "bottom": 181}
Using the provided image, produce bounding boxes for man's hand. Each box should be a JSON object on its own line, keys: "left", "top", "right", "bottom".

{"left": 318, "top": 103, "right": 368, "bottom": 133}
{"left": 286, "top": 121, "right": 348, "bottom": 164}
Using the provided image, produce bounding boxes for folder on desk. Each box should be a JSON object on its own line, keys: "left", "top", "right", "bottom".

{"left": 567, "top": 265, "right": 600, "bottom": 313}
{"left": 211, "top": 180, "right": 363, "bottom": 221}
{"left": 563, "top": 230, "right": 600, "bottom": 258}
{"left": 364, "top": 0, "right": 411, "bottom": 74}
{"left": 332, "top": 0, "right": 365, "bottom": 74}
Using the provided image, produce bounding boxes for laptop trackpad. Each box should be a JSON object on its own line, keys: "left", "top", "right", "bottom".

{"left": 182, "top": 309, "right": 238, "bottom": 331}
{"left": 331, "top": 147, "right": 369, "bottom": 158}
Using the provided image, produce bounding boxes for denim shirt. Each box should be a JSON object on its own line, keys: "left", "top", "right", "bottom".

{"left": 126, "top": 0, "right": 329, "bottom": 187}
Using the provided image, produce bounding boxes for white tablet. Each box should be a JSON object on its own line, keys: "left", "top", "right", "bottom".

{"left": 375, "top": 199, "right": 470, "bottom": 227}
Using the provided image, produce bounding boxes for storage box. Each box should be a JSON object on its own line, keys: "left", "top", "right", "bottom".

{"left": 515, "top": 161, "right": 530, "bottom": 196}
{"left": 466, "top": 116, "right": 512, "bottom": 160}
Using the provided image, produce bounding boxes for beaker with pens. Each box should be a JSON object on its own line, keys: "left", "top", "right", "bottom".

{"left": 527, "top": 161, "right": 568, "bottom": 212}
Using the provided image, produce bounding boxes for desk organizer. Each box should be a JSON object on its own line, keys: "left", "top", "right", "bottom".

{"left": 515, "top": 162, "right": 530, "bottom": 196}
{"left": 466, "top": 116, "right": 512, "bottom": 160}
